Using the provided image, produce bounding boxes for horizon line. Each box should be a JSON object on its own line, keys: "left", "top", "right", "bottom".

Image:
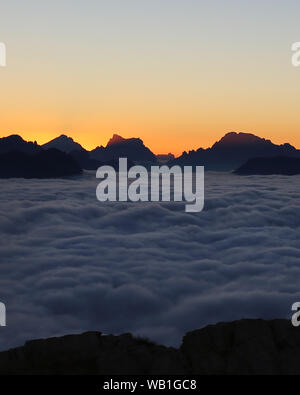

{"left": 0, "top": 130, "right": 298, "bottom": 157}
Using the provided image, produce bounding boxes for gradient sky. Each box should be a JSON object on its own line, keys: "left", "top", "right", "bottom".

{"left": 0, "top": 0, "right": 300, "bottom": 155}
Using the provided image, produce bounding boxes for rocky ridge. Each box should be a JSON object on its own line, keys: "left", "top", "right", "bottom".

{"left": 0, "top": 319, "right": 299, "bottom": 375}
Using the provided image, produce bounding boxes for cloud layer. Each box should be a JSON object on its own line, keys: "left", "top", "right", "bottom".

{"left": 0, "top": 171, "right": 300, "bottom": 350}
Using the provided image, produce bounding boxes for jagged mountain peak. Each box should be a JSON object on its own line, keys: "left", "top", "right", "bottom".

{"left": 1, "top": 134, "right": 26, "bottom": 143}
{"left": 42, "top": 134, "right": 83, "bottom": 154}
{"left": 0, "top": 134, "right": 40, "bottom": 154}
{"left": 106, "top": 133, "right": 143, "bottom": 147}
{"left": 91, "top": 134, "right": 156, "bottom": 164}
{"left": 107, "top": 134, "right": 126, "bottom": 146}
{"left": 57, "top": 134, "right": 74, "bottom": 140}
{"left": 172, "top": 131, "right": 300, "bottom": 171}
{"left": 213, "top": 131, "right": 269, "bottom": 147}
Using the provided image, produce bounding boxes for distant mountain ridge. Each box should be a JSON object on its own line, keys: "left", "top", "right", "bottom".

{"left": 0, "top": 135, "right": 41, "bottom": 155}
{"left": 157, "top": 153, "right": 175, "bottom": 164}
{"left": 0, "top": 149, "right": 81, "bottom": 178}
{"left": 42, "top": 134, "right": 84, "bottom": 153}
{"left": 171, "top": 132, "right": 300, "bottom": 171}
{"left": 91, "top": 133, "right": 157, "bottom": 164}
{"left": 1, "top": 131, "right": 300, "bottom": 174}
{"left": 234, "top": 156, "right": 300, "bottom": 176}
{"left": 107, "top": 134, "right": 127, "bottom": 146}
{"left": 41, "top": 133, "right": 157, "bottom": 165}
{"left": 0, "top": 133, "right": 142, "bottom": 176}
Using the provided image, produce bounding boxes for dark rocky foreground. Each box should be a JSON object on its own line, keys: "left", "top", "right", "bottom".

{"left": 0, "top": 319, "right": 300, "bottom": 375}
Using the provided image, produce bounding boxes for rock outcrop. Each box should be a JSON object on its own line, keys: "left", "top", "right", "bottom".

{"left": 0, "top": 332, "right": 187, "bottom": 375}
{"left": 182, "top": 319, "right": 300, "bottom": 375}
{"left": 0, "top": 319, "right": 300, "bottom": 375}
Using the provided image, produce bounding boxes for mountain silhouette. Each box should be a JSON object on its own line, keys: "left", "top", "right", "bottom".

{"left": 91, "top": 134, "right": 157, "bottom": 164}
{"left": 0, "top": 148, "right": 82, "bottom": 178}
{"left": 42, "top": 134, "right": 84, "bottom": 153}
{"left": 157, "top": 153, "right": 175, "bottom": 164}
{"left": 42, "top": 135, "right": 125, "bottom": 170}
{"left": 69, "top": 149, "right": 135, "bottom": 170}
{"left": 68, "top": 149, "right": 103, "bottom": 170}
{"left": 0, "top": 134, "right": 139, "bottom": 174}
{"left": 2, "top": 131, "right": 300, "bottom": 174}
{"left": 107, "top": 134, "right": 127, "bottom": 146}
{"left": 0, "top": 135, "right": 41, "bottom": 155}
{"left": 234, "top": 156, "right": 300, "bottom": 176}
{"left": 172, "top": 132, "right": 300, "bottom": 171}
{"left": 42, "top": 133, "right": 157, "bottom": 168}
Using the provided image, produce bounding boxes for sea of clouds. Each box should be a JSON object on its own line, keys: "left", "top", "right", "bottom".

{"left": 0, "top": 171, "right": 300, "bottom": 350}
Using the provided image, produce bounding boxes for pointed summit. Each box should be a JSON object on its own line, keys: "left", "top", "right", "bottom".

{"left": 0, "top": 134, "right": 41, "bottom": 154}
{"left": 107, "top": 134, "right": 126, "bottom": 146}
{"left": 172, "top": 131, "right": 300, "bottom": 171}
{"left": 212, "top": 132, "right": 269, "bottom": 148}
{"left": 42, "top": 134, "right": 83, "bottom": 153}
{"left": 91, "top": 134, "right": 157, "bottom": 164}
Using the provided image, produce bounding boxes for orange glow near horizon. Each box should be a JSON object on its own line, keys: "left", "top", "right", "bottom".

{"left": 1, "top": 123, "right": 300, "bottom": 157}
{"left": 1, "top": 2, "right": 300, "bottom": 156}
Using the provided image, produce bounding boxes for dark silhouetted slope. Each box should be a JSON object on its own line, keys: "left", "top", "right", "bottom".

{"left": 91, "top": 134, "right": 157, "bottom": 164}
{"left": 0, "top": 135, "right": 41, "bottom": 154}
{"left": 172, "top": 132, "right": 300, "bottom": 171}
{"left": 69, "top": 149, "right": 103, "bottom": 170}
{"left": 234, "top": 156, "right": 300, "bottom": 175}
{"left": 42, "top": 135, "right": 84, "bottom": 153}
{"left": 0, "top": 319, "right": 299, "bottom": 375}
{"left": 0, "top": 149, "right": 82, "bottom": 178}
{"left": 69, "top": 149, "right": 135, "bottom": 170}
{"left": 156, "top": 153, "right": 175, "bottom": 164}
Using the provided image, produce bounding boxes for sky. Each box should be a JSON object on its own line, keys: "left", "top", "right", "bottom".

{"left": 0, "top": 0, "right": 300, "bottom": 155}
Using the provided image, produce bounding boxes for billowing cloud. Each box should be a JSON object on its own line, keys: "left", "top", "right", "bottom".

{"left": 0, "top": 172, "right": 299, "bottom": 350}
